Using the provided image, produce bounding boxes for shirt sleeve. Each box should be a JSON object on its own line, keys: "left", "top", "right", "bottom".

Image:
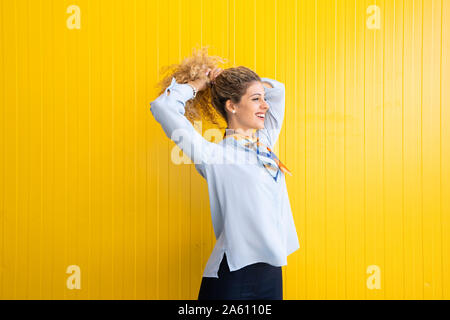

{"left": 149, "top": 77, "right": 219, "bottom": 165}
{"left": 257, "top": 77, "right": 286, "bottom": 148}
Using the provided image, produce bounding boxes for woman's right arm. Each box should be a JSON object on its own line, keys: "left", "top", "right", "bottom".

{"left": 149, "top": 77, "right": 218, "bottom": 165}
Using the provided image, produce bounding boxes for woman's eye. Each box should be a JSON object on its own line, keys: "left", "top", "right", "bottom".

{"left": 253, "top": 98, "right": 267, "bottom": 101}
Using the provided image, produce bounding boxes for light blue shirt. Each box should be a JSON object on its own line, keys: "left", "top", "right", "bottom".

{"left": 150, "top": 76, "right": 300, "bottom": 278}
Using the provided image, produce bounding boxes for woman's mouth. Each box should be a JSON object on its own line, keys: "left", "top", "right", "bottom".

{"left": 255, "top": 113, "right": 265, "bottom": 121}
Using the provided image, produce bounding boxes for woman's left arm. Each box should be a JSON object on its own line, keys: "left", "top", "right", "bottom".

{"left": 258, "top": 77, "right": 286, "bottom": 147}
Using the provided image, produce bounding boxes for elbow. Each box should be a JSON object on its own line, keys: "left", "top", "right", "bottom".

{"left": 149, "top": 93, "right": 168, "bottom": 115}
{"left": 277, "top": 83, "right": 286, "bottom": 98}
{"left": 276, "top": 81, "right": 286, "bottom": 91}
{"left": 149, "top": 100, "right": 157, "bottom": 114}
{"left": 149, "top": 99, "right": 164, "bottom": 121}
{"left": 273, "top": 80, "right": 286, "bottom": 91}
{"left": 149, "top": 93, "right": 186, "bottom": 123}
{"left": 149, "top": 99, "right": 158, "bottom": 111}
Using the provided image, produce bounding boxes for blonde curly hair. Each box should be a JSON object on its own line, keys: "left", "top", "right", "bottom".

{"left": 155, "top": 45, "right": 261, "bottom": 134}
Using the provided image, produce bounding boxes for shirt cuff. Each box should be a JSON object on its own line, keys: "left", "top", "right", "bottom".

{"left": 164, "top": 77, "right": 195, "bottom": 106}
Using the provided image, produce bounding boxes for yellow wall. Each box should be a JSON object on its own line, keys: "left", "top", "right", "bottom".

{"left": 0, "top": 0, "right": 449, "bottom": 299}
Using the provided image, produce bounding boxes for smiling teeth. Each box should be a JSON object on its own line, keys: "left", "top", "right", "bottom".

{"left": 256, "top": 114, "right": 265, "bottom": 118}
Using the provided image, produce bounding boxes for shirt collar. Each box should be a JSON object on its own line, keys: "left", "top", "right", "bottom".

{"left": 223, "top": 128, "right": 258, "bottom": 142}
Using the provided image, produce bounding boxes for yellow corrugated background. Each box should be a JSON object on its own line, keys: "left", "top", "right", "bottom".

{"left": 0, "top": 0, "right": 449, "bottom": 299}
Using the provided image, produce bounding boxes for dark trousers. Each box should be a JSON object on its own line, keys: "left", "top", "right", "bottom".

{"left": 197, "top": 254, "right": 283, "bottom": 300}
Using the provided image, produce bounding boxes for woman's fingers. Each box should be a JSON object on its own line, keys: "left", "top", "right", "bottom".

{"left": 206, "top": 67, "right": 224, "bottom": 87}
{"left": 211, "top": 67, "right": 223, "bottom": 81}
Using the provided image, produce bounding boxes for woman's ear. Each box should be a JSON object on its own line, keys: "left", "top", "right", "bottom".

{"left": 225, "top": 99, "right": 234, "bottom": 114}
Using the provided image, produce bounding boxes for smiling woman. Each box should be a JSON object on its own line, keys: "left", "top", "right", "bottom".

{"left": 149, "top": 46, "right": 298, "bottom": 300}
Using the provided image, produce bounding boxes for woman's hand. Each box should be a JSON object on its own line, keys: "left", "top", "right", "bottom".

{"left": 209, "top": 67, "right": 223, "bottom": 84}
{"left": 188, "top": 67, "right": 223, "bottom": 93}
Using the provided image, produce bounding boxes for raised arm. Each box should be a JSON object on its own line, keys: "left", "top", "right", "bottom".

{"left": 149, "top": 77, "right": 219, "bottom": 165}
{"left": 257, "top": 77, "right": 286, "bottom": 148}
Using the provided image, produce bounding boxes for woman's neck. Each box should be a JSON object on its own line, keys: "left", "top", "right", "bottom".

{"left": 225, "top": 127, "right": 257, "bottom": 139}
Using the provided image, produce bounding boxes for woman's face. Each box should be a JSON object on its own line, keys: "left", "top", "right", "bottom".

{"left": 227, "top": 81, "right": 270, "bottom": 131}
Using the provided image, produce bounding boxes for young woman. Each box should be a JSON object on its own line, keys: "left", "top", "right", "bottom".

{"left": 150, "top": 52, "right": 299, "bottom": 300}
